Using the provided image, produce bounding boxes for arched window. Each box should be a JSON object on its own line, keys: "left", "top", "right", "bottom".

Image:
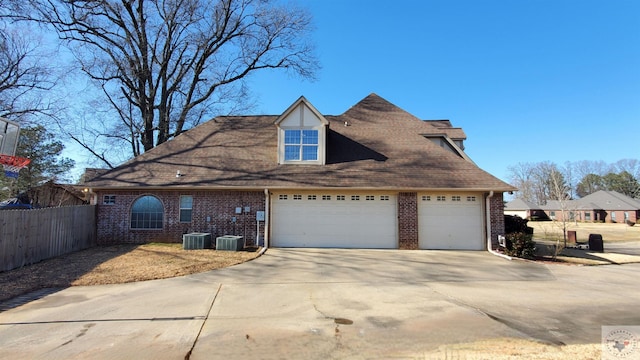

{"left": 131, "top": 195, "right": 163, "bottom": 229}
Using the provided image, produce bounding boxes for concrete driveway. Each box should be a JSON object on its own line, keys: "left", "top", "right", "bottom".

{"left": 604, "top": 240, "right": 640, "bottom": 256}
{"left": 1, "top": 249, "right": 639, "bottom": 359}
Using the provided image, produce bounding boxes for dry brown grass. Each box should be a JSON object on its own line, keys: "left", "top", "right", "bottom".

{"left": 528, "top": 222, "right": 640, "bottom": 265}
{"left": 0, "top": 243, "right": 261, "bottom": 302}
{"left": 424, "top": 338, "right": 601, "bottom": 359}
{"left": 529, "top": 221, "right": 640, "bottom": 242}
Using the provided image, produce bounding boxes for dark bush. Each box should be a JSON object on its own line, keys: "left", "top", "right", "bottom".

{"left": 504, "top": 232, "right": 536, "bottom": 259}
{"left": 504, "top": 215, "right": 534, "bottom": 235}
{"left": 627, "top": 220, "right": 636, "bottom": 227}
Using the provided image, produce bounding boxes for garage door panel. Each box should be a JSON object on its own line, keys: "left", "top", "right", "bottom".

{"left": 272, "top": 194, "right": 397, "bottom": 248}
{"left": 418, "top": 194, "right": 484, "bottom": 250}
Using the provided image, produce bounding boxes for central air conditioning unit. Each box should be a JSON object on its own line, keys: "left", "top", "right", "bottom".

{"left": 216, "top": 235, "right": 245, "bottom": 251}
{"left": 182, "top": 233, "right": 212, "bottom": 250}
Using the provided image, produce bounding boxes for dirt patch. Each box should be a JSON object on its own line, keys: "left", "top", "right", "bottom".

{"left": 0, "top": 243, "right": 261, "bottom": 302}
{"left": 425, "top": 338, "right": 601, "bottom": 359}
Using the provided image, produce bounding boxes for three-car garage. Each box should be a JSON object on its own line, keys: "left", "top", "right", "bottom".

{"left": 270, "top": 191, "right": 486, "bottom": 250}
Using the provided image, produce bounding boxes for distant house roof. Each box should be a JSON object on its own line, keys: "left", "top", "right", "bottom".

{"left": 537, "top": 190, "right": 640, "bottom": 211}
{"left": 576, "top": 190, "right": 640, "bottom": 210}
{"left": 505, "top": 198, "right": 540, "bottom": 210}
{"left": 574, "top": 201, "right": 601, "bottom": 210}
{"left": 541, "top": 200, "right": 564, "bottom": 211}
{"left": 85, "top": 94, "right": 516, "bottom": 192}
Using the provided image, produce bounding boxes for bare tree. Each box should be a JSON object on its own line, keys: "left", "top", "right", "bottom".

{"left": 508, "top": 161, "right": 571, "bottom": 205}
{"left": 562, "top": 161, "right": 577, "bottom": 200}
{"left": 548, "top": 166, "right": 572, "bottom": 253}
{"left": 0, "top": 22, "right": 55, "bottom": 121}
{"left": 507, "top": 162, "right": 537, "bottom": 203}
{"left": 614, "top": 159, "right": 640, "bottom": 176}
{"left": 572, "top": 159, "right": 611, "bottom": 181}
{"left": 10, "top": 0, "right": 318, "bottom": 166}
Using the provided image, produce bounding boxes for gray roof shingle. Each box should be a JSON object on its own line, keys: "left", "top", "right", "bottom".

{"left": 576, "top": 190, "right": 640, "bottom": 210}
{"left": 85, "top": 94, "right": 516, "bottom": 191}
{"left": 505, "top": 198, "right": 540, "bottom": 210}
{"left": 529, "top": 190, "right": 640, "bottom": 211}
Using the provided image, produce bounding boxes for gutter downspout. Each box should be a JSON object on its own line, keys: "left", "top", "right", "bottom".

{"left": 486, "top": 190, "right": 512, "bottom": 260}
{"left": 259, "top": 188, "right": 270, "bottom": 255}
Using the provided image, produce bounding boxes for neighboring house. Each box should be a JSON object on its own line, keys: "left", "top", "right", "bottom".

{"left": 83, "top": 94, "right": 516, "bottom": 250}
{"left": 23, "top": 180, "right": 88, "bottom": 208}
{"left": 511, "top": 190, "right": 640, "bottom": 223}
{"left": 504, "top": 198, "right": 547, "bottom": 220}
{"left": 585, "top": 190, "right": 640, "bottom": 223}
{"left": 1, "top": 180, "right": 88, "bottom": 208}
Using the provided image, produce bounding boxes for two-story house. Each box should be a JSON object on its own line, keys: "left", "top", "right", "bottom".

{"left": 84, "top": 94, "right": 516, "bottom": 250}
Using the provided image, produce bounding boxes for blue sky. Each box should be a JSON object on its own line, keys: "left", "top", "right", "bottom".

{"left": 248, "top": 0, "right": 640, "bottom": 183}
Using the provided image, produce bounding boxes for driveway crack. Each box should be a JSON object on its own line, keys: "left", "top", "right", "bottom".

{"left": 427, "top": 285, "right": 566, "bottom": 346}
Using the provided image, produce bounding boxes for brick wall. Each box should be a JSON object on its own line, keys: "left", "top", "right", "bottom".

{"left": 541, "top": 209, "right": 637, "bottom": 223}
{"left": 489, "top": 192, "right": 505, "bottom": 249}
{"left": 398, "top": 192, "right": 418, "bottom": 249}
{"left": 95, "top": 189, "right": 511, "bottom": 250}
{"left": 96, "top": 190, "right": 265, "bottom": 246}
{"left": 608, "top": 210, "right": 638, "bottom": 224}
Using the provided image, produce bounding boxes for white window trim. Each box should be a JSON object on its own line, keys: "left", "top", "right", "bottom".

{"left": 103, "top": 195, "right": 116, "bottom": 205}
{"left": 283, "top": 129, "right": 320, "bottom": 162}
{"left": 275, "top": 97, "right": 328, "bottom": 165}
{"left": 279, "top": 126, "right": 325, "bottom": 165}
{"left": 179, "top": 195, "right": 193, "bottom": 223}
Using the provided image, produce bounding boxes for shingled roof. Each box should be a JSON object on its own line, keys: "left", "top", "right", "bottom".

{"left": 85, "top": 94, "right": 516, "bottom": 191}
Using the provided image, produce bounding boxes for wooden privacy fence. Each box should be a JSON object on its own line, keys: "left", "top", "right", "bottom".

{"left": 0, "top": 205, "right": 96, "bottom": 272}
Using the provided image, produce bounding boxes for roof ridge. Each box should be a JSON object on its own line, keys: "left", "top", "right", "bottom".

{"left": 340, "top": 93, "right": 427, "bottom": 125}
{"left": 580, "top": 190, "right": 640, "bottom": 209}
{"left": 608, "top": 190, "right": 640, "bottom": 207}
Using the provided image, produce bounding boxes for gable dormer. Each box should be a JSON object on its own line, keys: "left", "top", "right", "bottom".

{"left": 275, "top": 96, "right": 328, "bottom": 165}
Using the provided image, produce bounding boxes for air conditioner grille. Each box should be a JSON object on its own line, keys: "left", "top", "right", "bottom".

{"left": 182, "top": 233, "right": 212, "bottom": 250}
{"left": 216, "top": 235, "right": 244, "bottom": 251}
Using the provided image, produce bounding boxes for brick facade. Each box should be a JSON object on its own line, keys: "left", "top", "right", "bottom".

{"left": 398, "top": 192, "right": 418, "bottom": 249}
{"left": 489, "top": 192, "right": 505, "bottom": 250}
{"left": 95, "top": 189, "right": 508, "bottom": 251}
{"left": 542, "top": 209, "right": 637, "bottom": 223}
{"left": 96, "top": 190, "right": 265, "bottom": 246}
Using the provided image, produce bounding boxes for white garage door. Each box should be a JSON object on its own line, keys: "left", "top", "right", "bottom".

{"left": 418, "top": 194, "right": 484, "bottom": 250}
{"left": 272, "top": 193, "right": 397, "bottom": 248}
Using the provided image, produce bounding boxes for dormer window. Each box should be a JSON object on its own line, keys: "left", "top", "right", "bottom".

{"left": 275, "top": 96, "right": 328, "bottom": 165}
{"left": 284, "top": 129, "right": 319, "bottom": 161}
